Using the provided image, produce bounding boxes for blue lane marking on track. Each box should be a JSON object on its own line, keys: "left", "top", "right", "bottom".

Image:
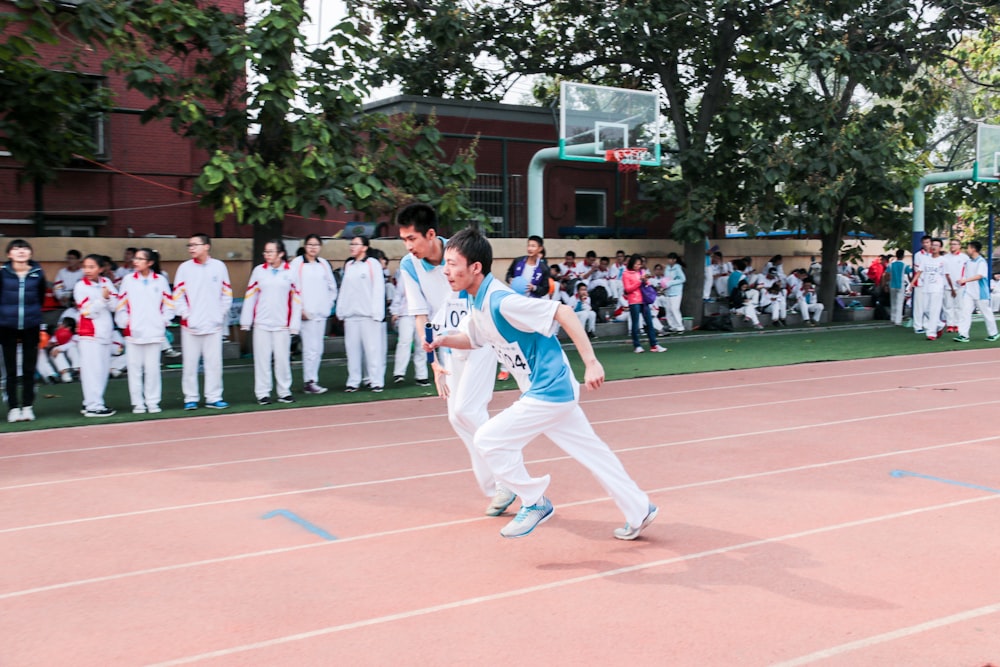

{"left": 889, "top": 470, "right": 1000, "bottom": 495}
{"left": 261, "top": 509, "right": 337, "bottom": 541}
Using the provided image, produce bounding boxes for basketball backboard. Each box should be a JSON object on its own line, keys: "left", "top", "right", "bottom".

{"left": 974, "top": 123, "right": 1000, "bottom": 183}
{"left": 559, "top": 82, "right": 661, "bottom": 167}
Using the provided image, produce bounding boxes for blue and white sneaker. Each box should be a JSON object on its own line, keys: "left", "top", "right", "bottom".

{"left": 485, "top": 487, "right": 518, "bottom": 517}
{"left": 613, "top": 504, "right": 659, "bottom": 541}
{"left": 500, "top": 497, "right": 554, "bottom": 538}
{"left": 183, "top": 402, "right": 198, "bottom": 411}
{"left": 205, "top": 400, "right": 229, "bottom": 409}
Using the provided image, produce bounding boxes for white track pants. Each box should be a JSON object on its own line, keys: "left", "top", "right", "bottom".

{"left": 473, "top": 395, "right": 650, "bottom": 526}
{"left": 574, "top": 309, "right": 597, "bottom": 333}
{"left": 442, "top": 345, "right": 497, "bottom": 497}
{"left": 943, "top": 289, "right": 961, "bottom": 327}
{"left": 703, "top": 269, "right": 713, "bottom": 299}
{"left": 664, "top": 294, "right": 684, "bottom": 331}
{"left": 890, "top": 287, "right": 906, "bottom": 325}
{"left": 959, "top": 295, "right": 998, "bottom": 338}
{"left": 799, "top": 301, "right": 824, "bottom": 323}
{"left": 343, "top": 317, "right": 385, "bottom": 389}
{"left": 299, "top": 317, "right": 327, "bottom": 384}
{"left": 181, "top": 329, "right": 224, "bottom": 404}
{"left": 920, "top": 291, "right": 944, "bottom": 337}
{"left": 126, "top": 340, "right": 162, "bottom": 410}
{"left": 392, "top": 315, "right": 428, "bottom": 381}
{"left": 911, "top": 287, "right": 924, "bottom": 329}
{"left": 253, "top": 328, "right": 291, "bottom": 399}
{"left": 78, "top": 338, "right": 110, "bottom": 411}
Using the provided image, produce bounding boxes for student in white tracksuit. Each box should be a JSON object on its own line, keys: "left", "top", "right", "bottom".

{"left": 335, "top": 236, "right": 386, "bottom": 392}
{"left": 955, "top": 240, "right": 999, "bottom": 342}
{"left": 941, "top": 239, "right": 968, "bottom": 332}
{"left": 289, "top": 234, "right": 338, "bottom": 394}
{"left": 172, "top": 234, "right": 233, "bottom": 410}
{"left": 389, "top": 272, "right": 429, "bottom": 384}
{"left": 397, "top": 203, "right": 507, "bottom": 515}
{"left": 425, "top": 228, "right": 656, "bottom": 541}
{"left": 74, "top": 255, "right": 117, "bottom": 417}
{"left": 114, "top": 249, "right": 173, "bottom": 413}
{"left": 912, "top": 240, "right": 950, "bottom": 340}
{"left": 241, "top": 240, "right": 302, "bottom": 404}
{"left": 910, "top": 237, "right": 932, "bottom": 332}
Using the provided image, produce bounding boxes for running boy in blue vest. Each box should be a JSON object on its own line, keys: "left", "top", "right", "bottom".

{"left": 424, "top": 228, "right": 657, "bottom": 540}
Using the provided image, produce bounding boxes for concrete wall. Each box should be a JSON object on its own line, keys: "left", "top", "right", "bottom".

{"left": 20, "top": 237, "right": 890, "bottom": 296}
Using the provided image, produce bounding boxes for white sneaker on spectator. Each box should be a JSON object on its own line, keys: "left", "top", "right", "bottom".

{"left": 7, "top": 408, "right": 21, "bottom": 423}
{"left": 20, "top": 406, "right": 35, "bottom": 421}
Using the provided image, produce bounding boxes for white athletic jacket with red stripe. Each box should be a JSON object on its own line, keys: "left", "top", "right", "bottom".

{"left": 114, "top": 271, "right": 174, "bottom": 343}
{"left": 172, "top": 257, "right": 232, "bottom": 335}
{"left": 239, "top": 262, "right": 302, "bottom": 333}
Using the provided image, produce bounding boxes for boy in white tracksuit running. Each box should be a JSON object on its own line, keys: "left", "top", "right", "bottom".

{"left": 426, "top": 228, "right": 656, "bottom": 541}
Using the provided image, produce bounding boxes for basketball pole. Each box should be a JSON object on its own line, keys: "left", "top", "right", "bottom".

{"left": 911, "top": 169, "right": 974, "bottom": 253}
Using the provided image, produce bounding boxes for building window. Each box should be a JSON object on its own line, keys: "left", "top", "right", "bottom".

{"left": 79, "top": 76, "right": 109, "bottom": 160}
{"left": 44, "top": 222, "right": 101, "bottom": 237}
{"left": 575, "top": 190, "right": 606, "bottom": 227}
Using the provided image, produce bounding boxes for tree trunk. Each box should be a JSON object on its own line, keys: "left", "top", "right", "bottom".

{"left": 818, "top": 220, "right": 845, "bottom": 317}
{"left": 682, "top": 241, "right": 706, "bottom": 327}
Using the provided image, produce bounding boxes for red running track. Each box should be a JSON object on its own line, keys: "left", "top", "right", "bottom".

{"left": 2, "top": 349, "right": 1000, "bottom": 666}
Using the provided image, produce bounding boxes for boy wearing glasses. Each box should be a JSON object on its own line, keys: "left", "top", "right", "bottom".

{"left": 172, "top": 234, "right": 232, "bottom": 410}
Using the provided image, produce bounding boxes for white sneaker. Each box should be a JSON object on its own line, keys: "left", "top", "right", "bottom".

{"left": 20, "top": 406, "right": 34, "bottom": 421}
{"left": 7, "top": 408, "right": 21, "bottom": 423}
{"left": 485, "top": 487, "right": 518, "bottom": 516}
{"left": 147, "top": 405, "right": 162, "bottom": 414}
{"left": 500, "top": 497, "right": 554, "bottom": 538}
{"left": 133, "top": 406, "right": 147, "bottom": 414}
{"left": 613, "top": 504, "right": 659, "bottom": 541}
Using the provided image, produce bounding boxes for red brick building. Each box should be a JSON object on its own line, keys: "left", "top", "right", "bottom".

{"left": 0, "top": 0, "right": 249, "bottom": 240}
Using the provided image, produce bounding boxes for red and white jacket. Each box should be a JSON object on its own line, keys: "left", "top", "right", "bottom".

{"left": 73, "top": 277, "right": 116, "bottom": 343}
{"left": 239, "top": 262, "right": 302, "bottom": 333}
{"left": 172, "top": 257, "right": 232, "bottom": 335}
{"left": 114, "top": 271, "right": 174, "bottom": 344}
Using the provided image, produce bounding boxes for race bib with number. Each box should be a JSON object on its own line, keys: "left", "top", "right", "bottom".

{"left": 495, "top": 339, "right": 531, "bottom": 385}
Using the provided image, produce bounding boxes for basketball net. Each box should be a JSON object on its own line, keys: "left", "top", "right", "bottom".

{"left": 605, "top": 148, "right": 653, "bottom": 173}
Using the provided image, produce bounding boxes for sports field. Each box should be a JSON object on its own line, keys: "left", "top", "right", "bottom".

{"left": 3, "top": 345, "right": 1000, "bottom": 665}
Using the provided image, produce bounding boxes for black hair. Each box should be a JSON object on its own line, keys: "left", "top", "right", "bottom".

{"left": 5, "top": 238, "right": 32, "bottom": 254}
{"left": 626, "top": 255, "right": 643, "bottom": 271}
{"left": 264, "top": 239, "right": 287, "bottom": 262}
{"left": 353, "top": 235, "right": 370, "bottom": 248}
{"left": 397, "top": 203, "right": 438, "bottom": 236}
{"left": 585, "top": 250, "right": 597, "bottom": 259}
{"left": 66, "top": 249, "right": 81, "bottom": 259}
{"left": 447, "top": 227, "right": 493, "bottom": 275}
{"left": 527, "top": 235, "right": 544, "bottom": 246}
{"left": 969, "top": 240, "right": 983, "bottom": 253}
{"left": 565, "top": 250, "right": 576, "bottom": 258}
{"left": 190, "top": 233, "right": 211, "bottom": 246}
{"left": 302, "top": 233, "right": 323, "bottom": 258}
{"left": 83, "top": 253, "right": 103, "bottom": 267}
{"left": 60, "top": 317, "right": 77, "bottom": 333}
{"left": 895, "top": 249, "right": 905, "bottom": 259}
{"left": 600, "top": 256, "right": 610, "bottom": 263}
{"left": 134, "top": 247, "right": 162, "bottom": 274}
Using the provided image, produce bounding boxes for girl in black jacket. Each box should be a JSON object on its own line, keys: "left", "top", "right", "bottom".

{"left": 0, "top": 239, "right": 47, "bottom": 422}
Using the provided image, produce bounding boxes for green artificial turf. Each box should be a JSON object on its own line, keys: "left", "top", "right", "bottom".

{"left": 7, "top": 321, "right": 997, "bottom": 432}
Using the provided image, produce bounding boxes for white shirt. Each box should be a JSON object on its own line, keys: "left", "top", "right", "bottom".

{"left": 173, "top": 257, "right": 233, "bottom": 334}
{"left": 941, "top": 251, "right": 968, "bottom": 286}
{"left": 74, "top": 277, "right": 116, "bottom": 343}
{"left": 919, "top": 255, "right": 946, "bottom": 294}
{"left": 54, "top": 267, "right": 83, "bottom": 303}
{"left": 114, "top": 271, "right": 173, "bottom": 343}
{"left": 397, "top": 240, "right": 467, "bottom": 333}
{"left": 289, "top": 256, "right": 338, "bottom": 321}
{"left": 240, "top": 262, "right": 302, "bottom": 332}
{"left": 336, "top": 257, "right": 385, "bottom": 321}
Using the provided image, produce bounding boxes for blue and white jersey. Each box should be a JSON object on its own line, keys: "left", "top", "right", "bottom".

{"left": 398, "top": 238, "right": 468, "bottom": 335}
{"left": 887, "top": 260, "right": 911, "bottom": 290}
{"left": 461, "top": 274, "right": 577, "bottom": 403}
{"left": 664, "top": 264, "right": 686, "bottom": 297}
{"left": 963, "top": 256, "right": 991, "bottom": 301}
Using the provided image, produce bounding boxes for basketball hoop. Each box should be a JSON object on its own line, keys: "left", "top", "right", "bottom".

{"left": 605, "top": 147, "right": 653, "bottom": 173}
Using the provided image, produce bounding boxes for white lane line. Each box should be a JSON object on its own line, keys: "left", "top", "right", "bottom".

{"left": 0, "top": 378, "right": 994, "bottom": 491}
{"left": 769, "top": 602, "right": 1000, "bottom": 666}
{"left": 4, "top": 356, "right": 993, "bottom": 461}
{"left": 2, "top": 432, "right": 998, "bottom": 601}
{"left": 146, "top": 493, "right": 1000, "bottom": 666}
{"left": 4, "top": 398, "right": 999, "bottom": 535}
{"left": 3, "top": 375, "right": 993, "bottom": 491}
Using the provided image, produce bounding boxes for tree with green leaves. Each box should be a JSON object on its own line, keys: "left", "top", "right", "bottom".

{"left": 1, "top": 0, "right": 485, "bottom": 248}
{"left": 357, "top": 0, "right": 992, "bottom": 318}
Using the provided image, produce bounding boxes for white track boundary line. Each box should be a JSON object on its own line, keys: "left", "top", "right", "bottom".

{"left": 770, "top": 602, "right": 1000, "bottom": 666}
{"left": 3, "top": 398, "right": 999, "bottom": 535}
{"left": 3, "top": 432, "right": 998, "bottom": 602}
{"left": 146, "top": 493, "right": 1000, "bottom": 666}
{"left": 4, "top": 356, "right": 994, "bottom": 461}
{"left": 4, "top": 375, "right": 992, "bottom": 492}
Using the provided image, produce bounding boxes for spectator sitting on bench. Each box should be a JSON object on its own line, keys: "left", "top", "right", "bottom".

{"left": 568, "top": 283, "right": 598, "bottom": 339}
{"left": 729, "top": 279, "right": 763, "bottom": 330}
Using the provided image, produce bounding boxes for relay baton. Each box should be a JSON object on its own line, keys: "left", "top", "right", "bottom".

{"left": 424, "top": 322, "right": 435, "bottom": 364}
